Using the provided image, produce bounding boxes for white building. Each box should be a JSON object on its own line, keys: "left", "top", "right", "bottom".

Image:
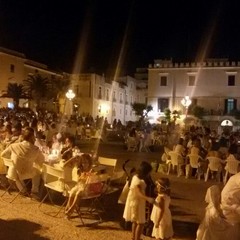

{"left": 69, "top": 74, "right": 146, "bottom": 124}
{"left": 0, "top": 47, "right": 145, "bottom": 125}
{"left": 148, "top": 58, "right": 240, "bottom": 129}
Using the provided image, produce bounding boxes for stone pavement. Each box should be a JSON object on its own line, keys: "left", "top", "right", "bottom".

{"left": 0, "top": 141, "right": 222, "bottom": 239}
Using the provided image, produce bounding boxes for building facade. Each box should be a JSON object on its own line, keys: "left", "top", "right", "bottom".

{"left": 148, "top": 59, "right": 240, "bottom": 129}
{"left": 68, "top": 74, "right": 146, "bottom": 124}
{"left": 0, "top": 47, "right": 63, "bottom": 109}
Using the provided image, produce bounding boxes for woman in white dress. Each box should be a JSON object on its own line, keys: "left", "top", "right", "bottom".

{"left": 150, "top": 177, "right": 173, "bottom": 240}
{"left": 123, "top": 161, "right": 155, "bottom": 240}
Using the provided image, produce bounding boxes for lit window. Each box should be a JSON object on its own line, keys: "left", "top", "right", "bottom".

{"left": 226, "top": 98, "right": 236, "bottom": 113}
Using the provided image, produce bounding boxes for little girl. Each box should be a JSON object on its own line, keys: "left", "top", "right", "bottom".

{"left": 150, "top": 177, "right": 173, "bottom": 240}
{"left": 64, "top": 153, "right": 94, "bottom": 217}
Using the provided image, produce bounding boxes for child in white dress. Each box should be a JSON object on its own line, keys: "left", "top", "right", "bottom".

{"left": 151, "top": 177, "right": 173, "bottom": 240}
{"left": 123, "top": 161, "right": 155, "bottom": 240}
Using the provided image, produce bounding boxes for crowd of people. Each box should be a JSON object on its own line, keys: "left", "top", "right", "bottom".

{"left": 0, "top": 108, "right": 240, "bottom": 239}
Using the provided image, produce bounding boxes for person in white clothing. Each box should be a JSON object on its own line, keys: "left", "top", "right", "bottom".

{"left": 196, "top": 185, "right": 239, "bottom": 240}
{"left": 123, "top": 161, "right": 155, "bottom": 240}
{"left": 1, "top": 127, "right": 45, "bottom": 196}
{"left": 221, "top": 172, "right": 240, "bottom": 230}
{"left": 151, "top": 177, "right": 173, "bottom": 240}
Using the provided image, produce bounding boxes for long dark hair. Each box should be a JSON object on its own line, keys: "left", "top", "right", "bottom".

{"left": 137, "top": 161, "right": 152, "bottom": 180}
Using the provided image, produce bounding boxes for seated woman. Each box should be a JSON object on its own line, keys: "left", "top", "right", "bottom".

{"left": 61, "top": 135, "right": 75, "bottom": 160}
{"left": 173, "top": 137, "right": 187, "bottom": 157}
{"left": 64, "top": 153, "right": 94, "bottom": 217}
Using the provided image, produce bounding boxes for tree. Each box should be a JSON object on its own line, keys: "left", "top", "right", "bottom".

{"left": 48, "top": 76, "right": 70, "bottom": 102}
{"left": 23, "top": 74, "right": 49, "bottom": 110}
{"left": 131, "top": 103, "right": 153, "bottom": 118}
{"left": 2, "top": 83, "right": 27, "bottom": 109}
{"left": 172, "top": 110, "right": 181, "bottom": 123}
{"left": 191, "top": 105, "right": 205, "bottom": 119}
{"left": 164, "top": 108, "right": 171, "bottom": 123}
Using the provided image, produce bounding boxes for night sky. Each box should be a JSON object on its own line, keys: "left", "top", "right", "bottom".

{"left": 0, "top": 0, "right": 239, "bottom": 76}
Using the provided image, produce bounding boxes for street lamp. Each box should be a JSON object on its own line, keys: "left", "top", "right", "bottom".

{"left": 181, "top": 96, "right": 192, "bottom": 118}
{"left": 66, "top": 89, "right": 75, "bottom": 101}
{"left": 65, "top": 89, "right": 75, "bottom": 116}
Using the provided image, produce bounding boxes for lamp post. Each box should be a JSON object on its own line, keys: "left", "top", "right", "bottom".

{"left": 181, "top": 96, "right": 192, "bottom": 118}
{"left": 65, "top": 89, "right": 75, "bottom": 117}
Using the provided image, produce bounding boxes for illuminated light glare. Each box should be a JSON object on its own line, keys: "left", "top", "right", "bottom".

{"left": 181, "top": 96, "right": 192, "bottom": 118}
{"left": 65, "top": 89, "right": 75, "bottom": 101}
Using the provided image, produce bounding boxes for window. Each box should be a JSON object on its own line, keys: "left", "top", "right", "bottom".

{"left": 98, "top": 87, "right": 102, "bottom": 99}
{"left": 120, "top": 93, "right": 123, "bottom": 103}
{"left": 188, "top": 75, "right": 196, "bottom": 86}
{"left": 106, "top": 89, "right": 109, "bottom": 101}
{"left": 228, "top": 75, "right": 235, "bottom": 86}
{"left": 74, "top": 85, "right": 79, "bottom": 95}
{"left": 113, "top": 91, "right": 116, "bottom": 101}
{"left": 125, "top": 94, "right": 128, "bottom": 104}
{"left": 158, "top": 98, "right": 169, "bottom": 112}
{"left": 191, "top": 98, "right": 198, "bottom": 106}
{"left": 10, "top": 64, "right": 15, "bottom": 73}
{"left": 160, "top": 76, "right": 167, "bottom": 86}
{"left": 225, "top": 98, "right": 236, "bottom": 114}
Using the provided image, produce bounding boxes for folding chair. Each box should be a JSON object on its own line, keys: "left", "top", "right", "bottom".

{"left": 1, "top": 157, "right": 32, "bottom": 203}
{"left": 38, "top": 163, "right": 70, "bottom": 217}
{"left": 74, "top": 173, "right": 110, "bottom": 225}
{"left": 98, "top": 156, "right": 117, "bottom": 173}
{"left": 98, "top": 156, "right": 123, "bottom": 185}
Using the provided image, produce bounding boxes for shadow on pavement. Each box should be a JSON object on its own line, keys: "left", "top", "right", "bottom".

{"left": 173, "top": 220, "right": 198, "bottom": 239}
{"left": 0, "top": 219, "right": 50, "bottom": 240}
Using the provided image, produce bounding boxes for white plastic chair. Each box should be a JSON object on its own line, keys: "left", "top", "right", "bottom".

{"left": 167, "top": 151, "right": 185, "bottom": 177}
{"left": 97, "top": 156, "right": 124, "bottom": 191}
{"left": 161, "top": 147, "right": 171, "bottom": 163}
{"left": 205, "top": 157, "right": 223, "bottom": 182}
{"left": 185, "top": 154, "right": 203, "bottom": 180}
{"left": 223, "top": 156, "right": 240, "bottom": 185}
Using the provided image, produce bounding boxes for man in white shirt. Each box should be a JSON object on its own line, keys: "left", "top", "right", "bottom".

{"left": 1, "top": 127, "right": 45, "bottom": 196}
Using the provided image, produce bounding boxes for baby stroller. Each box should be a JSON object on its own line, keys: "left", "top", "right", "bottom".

{"left": 118, "top": 159, "right": 156, "bottom": 236}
